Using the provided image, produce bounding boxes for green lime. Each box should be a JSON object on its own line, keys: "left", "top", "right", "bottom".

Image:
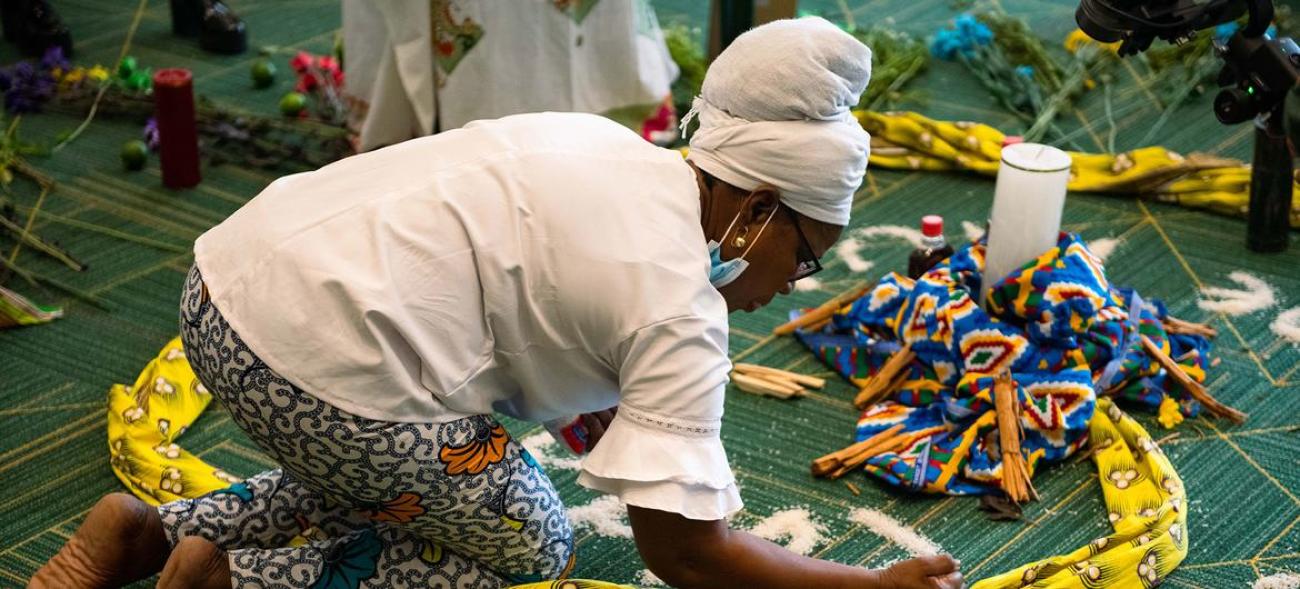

{"left": 117, "top": 56, "right": 138, "bottom": 79}
{"left": 279, "top": 92, "right": 307, "bottom": 116}
{"left": 126, "top": 70, "right": 152, "bottom": 91}
{"left": 121, "top": 140, "right": 148, "bottom": 171}
{"left": 251, "top": 59, "right": 276, "bottom": 89}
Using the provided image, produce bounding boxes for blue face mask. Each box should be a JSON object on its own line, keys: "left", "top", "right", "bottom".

{"left": 707, "top": 208, "right": 776, "bottom": 289}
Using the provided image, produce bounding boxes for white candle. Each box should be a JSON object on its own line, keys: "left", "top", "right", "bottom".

{"left": 980, "top": 143, "right": 1072, "bottom": 307}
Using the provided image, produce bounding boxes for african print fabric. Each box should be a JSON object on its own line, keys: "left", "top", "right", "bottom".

{"left": 971, "top": 399, "right": 1189, "bottom": 588}
{"left": 796, "top": 233, "right": 1213, "bottom": 495}
{"left": 858, "top": 110, "right": 1300, "bottom": 228}
{"left": 109, "top": 265, "right": 579, "bottom": 588}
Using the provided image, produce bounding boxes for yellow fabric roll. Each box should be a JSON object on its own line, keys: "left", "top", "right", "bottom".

{"left": 107, "top": 336, "right": 240, "bottom": 506}
{"left": 971, "top": 398, "right": 1188, "bottom": 588}
{"left": 856, "top": 110, "right": 1300, "bottom": 228}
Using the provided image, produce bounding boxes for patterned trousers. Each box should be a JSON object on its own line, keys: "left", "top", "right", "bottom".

{"left": 168, "top": 265, "right": 574, "bottom": 588}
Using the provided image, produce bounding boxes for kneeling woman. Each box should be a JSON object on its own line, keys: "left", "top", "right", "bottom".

{"left": 35, "top": 18, "right": 961, "bottom": 589}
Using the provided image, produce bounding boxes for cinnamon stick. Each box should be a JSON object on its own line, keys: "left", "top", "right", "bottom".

{"left": 832, "top": 431, "right": 915, "bottom": 478}
{"left": 854, "top": 343, "right": 915, "bottom": 409}
{"left": 1163, "top": 316, "right": 1218, "bottom": 338}
{"left": 994, "top": 372, "right": 1038, "bottom": 503}
{"left": 830, "top": 434, "right": 911, "bottom": 479}
{"left": 773, "top": 284, "right": 874, "bottom": 335}
{"left": 1140, "top": 335, "right": 1246, "bottom": 424}
{"left": 811, "top": 424, "right": 905, "bottom": 477}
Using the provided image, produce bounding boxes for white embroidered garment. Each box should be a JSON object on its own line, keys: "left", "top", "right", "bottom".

{"left": 343, "top": 0, "right": 679, "bottom": 150}
{"left": 194, "top": 112, "right": 740, "bottom": 520}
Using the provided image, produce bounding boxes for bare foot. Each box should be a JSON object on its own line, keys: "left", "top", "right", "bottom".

{"left": 29, "top": 493, "right": 170, "bottom": 588}
{"left": 157, "top": 536, "right": 231, "bottom": 589}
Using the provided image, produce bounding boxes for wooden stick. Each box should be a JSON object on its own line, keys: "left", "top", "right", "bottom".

{"left": 733, "top": 363, "right": 826, "bottom": 389}
{"left": 830, "top": 434, "right": 912, "bottom": 479}
{"left": 731, "top": 372, "right": 798, "bottom": 399}
{"left": 759, "top": 374, "right": 809, "bottom": 395}
{"left": 1163, "top": 316, "right": 1218, "bottom": 338}
{"left": 854, "top": 344, "right": 915, "bottom": 409}
{"left": 806, "top": 317, "right": 833, "bottom": 332}
{"left": 811, "top": 424, "right": 905, "bottom": 477}
{"left": 844, "top": 482, "right": 862, "bottom": 496}
{"left": 773, "top": 284, "right": 873, "bottom": 335}
{"left": 994, "top": 372, "right": 1038, "bottom": 503}
{"left": 1140, "top": 335, "right": 1246, "bottom": 424}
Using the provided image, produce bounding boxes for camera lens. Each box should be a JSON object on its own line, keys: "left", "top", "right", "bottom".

{"left": 1075, "top": 1, "right": 1124, "bottom": 42}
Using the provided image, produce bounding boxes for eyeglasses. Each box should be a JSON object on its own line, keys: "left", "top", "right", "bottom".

{"left": 785, "top": 206, "right": 823, "bottom": 281}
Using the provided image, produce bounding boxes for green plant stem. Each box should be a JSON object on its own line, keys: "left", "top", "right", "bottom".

{"left": 0, "top": 254, "right": 106, "bottom": 308}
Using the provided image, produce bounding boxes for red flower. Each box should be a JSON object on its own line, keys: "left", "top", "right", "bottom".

{"left": 290, "top": 51, "right": 313, "bottom": 73}
{"left": 437, "top": 41, "right": 455, "bottom": 56}
{"left": 295, "top": 72, "right": 319, "bottom": 93}
{"left": 317, "top": 55, "right": 339, "bottom": 74}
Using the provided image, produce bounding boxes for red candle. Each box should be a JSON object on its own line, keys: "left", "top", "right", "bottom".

{"left": 153, "top": 68, "right": 201, "bottom": 189}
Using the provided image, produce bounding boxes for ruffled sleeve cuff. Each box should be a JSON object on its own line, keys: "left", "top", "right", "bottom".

{"left": 576, "top": 404, "right": 742, "bottom": 521}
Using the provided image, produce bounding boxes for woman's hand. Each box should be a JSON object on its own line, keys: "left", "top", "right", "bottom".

{"left": 580, "top": 407, "right": 617, "bottom": 451}
{"left": 877, "top": 555, "right": 963, "bottom": 589}
{"left": 627, "top": 505, "right": 964, "bottom": 589}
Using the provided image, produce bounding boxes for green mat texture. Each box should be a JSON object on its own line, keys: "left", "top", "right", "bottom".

{"left": 1, "top": 1, "right": 1298, "bottom": 587}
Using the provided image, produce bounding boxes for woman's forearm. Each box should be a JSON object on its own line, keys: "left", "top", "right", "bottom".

{"left": 668, "top": 527, "right": 886, "bottom": 589}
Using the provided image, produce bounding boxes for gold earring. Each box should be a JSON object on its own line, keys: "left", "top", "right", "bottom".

{"left": 732, "top": 227, "right": 749, "bottom": 248}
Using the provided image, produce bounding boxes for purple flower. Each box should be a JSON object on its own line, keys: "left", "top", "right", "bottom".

{"left": 41, "top": 46, "right": 68, "bottom": 71}
{"left": 143, "top": 117, "right": 160, "bottom": 150}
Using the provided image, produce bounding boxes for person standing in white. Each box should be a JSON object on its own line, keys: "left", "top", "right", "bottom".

{"left": 35, "top": 18, "right": 963, "bottom": 589}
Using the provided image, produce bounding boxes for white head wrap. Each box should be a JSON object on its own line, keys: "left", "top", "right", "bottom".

{"left": 682, "top": 17, "right": 872, "bottom": 226}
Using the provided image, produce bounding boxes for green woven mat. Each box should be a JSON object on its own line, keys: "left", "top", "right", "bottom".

{"left": 1, "top": 1, "right": 1298, "bottom": 587}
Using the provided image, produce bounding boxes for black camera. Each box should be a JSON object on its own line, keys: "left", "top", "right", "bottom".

{"left": 1075, "top": 0, "right": 1251, "bottom": 55}
{"left": 1073, "top": 0, "right": 1298, "bottom": 252}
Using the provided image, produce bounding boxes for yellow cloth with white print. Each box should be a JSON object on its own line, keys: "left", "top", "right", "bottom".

{"left": 971, "top": 398, "right": 1188, "bottom": 588}
{"left": 506, "top": 582, "right": 635, "bottom": 589}
{"left": 111, "top": 341, "right": 1187, "bottom": 587}
{"left": 107, "top": 336, "right": 241, "bottom": 506}
{"left": 857, "top": 110, "right": 1300, "bottom": 228}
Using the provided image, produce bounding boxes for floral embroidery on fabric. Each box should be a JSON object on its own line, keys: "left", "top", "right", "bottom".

{"left": 357, "top": 491, "right": 427, "bottom": 524}
{"left": 553, "top": 0, "right": 600, "bottom": 24}
{"left": 432, "top": 0, "right": 483, "bottom": 77}
{"left": 439, "top": 422, "right": 509, "bottom": 475}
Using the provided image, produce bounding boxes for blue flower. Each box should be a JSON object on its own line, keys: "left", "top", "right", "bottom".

{"left": 311, "top": 528, "right": 382, "bottom": 589}
{"left": 1214, "top": 22, "right": 1239, "bottom": 42}
{"left": 930, "top": 13, "right": 993, "bottom": 60}
{"left": 1015, "top": 65, "right": 1035, "bottom": 78}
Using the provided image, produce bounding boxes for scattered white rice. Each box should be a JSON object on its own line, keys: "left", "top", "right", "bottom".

{"left": 1198, "top": 271, "right": 1276, "bottom": 316}
{"left": 520, "top": 432, "right": 583, "bottom": 471}
{"left": 638, "top": 569, "right": 668, "bottom": 587}
{"left": 1253, "top": 572, "right": 1300, "bottom": 589}
{"left": 961, "top": 220, "right": 985, "bottom": 243}
{"left": 1272, "top": 307, "right": 1300, "bottom": 345}
{"left": 748, "top": 508, "right": 827, "bottom": 556}
{"left": 567, "top": 495, "right": 633, "bottom": 539}
{"left": 835, "top": 237, "right": 874, "bottom": 273}
{"left": 794, "top": 276, "right": 824, "bottom": 292}
{"left": 1087, "top": 237, "right": 1121, "bottom": 262}
{"left": 849, "top": 507, "right": 944, "bottom": 557}
{"left": 857, "top": 225, "right": 926, "bottom": 249}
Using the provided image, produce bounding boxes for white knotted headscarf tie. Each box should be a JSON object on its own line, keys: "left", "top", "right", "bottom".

{"left": 682, "top": 17, "right": 873, "bottom": 226}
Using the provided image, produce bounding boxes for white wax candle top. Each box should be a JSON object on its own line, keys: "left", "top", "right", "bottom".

{"left": 1001, "top": 143, "right": 1072, "bottom": 173}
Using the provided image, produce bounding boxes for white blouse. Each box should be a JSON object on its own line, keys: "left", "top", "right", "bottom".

{"left": 194, "top": 112, "right": 740, "bottom": 520}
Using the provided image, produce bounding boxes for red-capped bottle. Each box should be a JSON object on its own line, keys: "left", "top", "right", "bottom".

{"left": 907, "top": 215, "right": 954, "bottom": 279}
